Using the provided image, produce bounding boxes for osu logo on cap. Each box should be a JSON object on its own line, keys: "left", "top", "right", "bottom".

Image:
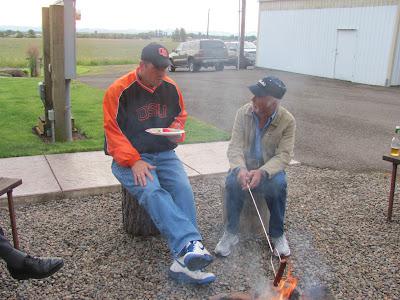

{"left": 158, "top": 47, "right": 168, "bottom": 57}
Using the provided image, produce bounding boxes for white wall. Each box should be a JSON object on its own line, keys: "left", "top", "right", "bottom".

{"left": 257, "top": 5, "right": 398, "bottom": 86}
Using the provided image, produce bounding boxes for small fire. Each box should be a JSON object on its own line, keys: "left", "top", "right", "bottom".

{"left": 272, "top": 267, "right": 298, "bottom": 300}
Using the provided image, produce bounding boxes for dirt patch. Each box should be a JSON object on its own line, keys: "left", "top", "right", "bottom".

{"left": 32, "top": 126, "right": 87, "bottom": 143}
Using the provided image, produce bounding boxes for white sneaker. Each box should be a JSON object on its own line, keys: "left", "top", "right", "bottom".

{"left": 214, "top": 231, "right": 239, "bottom": 257}
{"left": 169, "top": 260, "right": 216, "bottom": 285}
{"left": 271, "top": 234, "right": 290, "bottom": 257}
{"left": 177, "top": 241, "right": 213, "bottom": 271}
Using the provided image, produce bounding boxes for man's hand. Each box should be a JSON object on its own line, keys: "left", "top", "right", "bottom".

{"left": 248, "top": 169, "right": 265, "bottom": 189}
{"left": 237, "top": 168, "right": 250, "bottom": 190}
{"left": 131, "top": 160, "right": 156, "bottom": 187}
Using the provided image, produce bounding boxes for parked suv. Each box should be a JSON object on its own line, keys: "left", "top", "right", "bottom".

{"left": 169, "top": 39, "right": 228, "bottom": 72}
{"left": 225, "top": 41, "right": 257, "bottom": 68}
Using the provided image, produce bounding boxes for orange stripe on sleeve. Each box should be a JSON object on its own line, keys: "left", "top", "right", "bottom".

{"left": 103, "top": 73, "right": 141, "bottom": 167}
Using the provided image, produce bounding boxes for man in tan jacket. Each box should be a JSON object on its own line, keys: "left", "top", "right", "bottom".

{"left": 214, "top": 76, "right": 295, "bottom": 257}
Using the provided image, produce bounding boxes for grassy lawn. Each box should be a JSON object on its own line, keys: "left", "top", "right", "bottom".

{"left": 0, "top": 38, "right": 178, "bottom": 68}
{"left": 76, "top": 64, "right": 136, "bottom": 76}
{"left": 0, "top": 77, "right": 230, "bottom": 158}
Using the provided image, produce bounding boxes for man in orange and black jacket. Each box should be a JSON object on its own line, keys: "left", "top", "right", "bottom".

{"left": 103, "top": 43, "right": 215, "bottom": 285}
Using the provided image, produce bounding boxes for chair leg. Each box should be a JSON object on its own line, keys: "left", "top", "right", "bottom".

{"left": 7, "top": 190, "right": 19, "bottom": 249}
{"left": 387, "top": 163, "right": 397, "bottom": 222}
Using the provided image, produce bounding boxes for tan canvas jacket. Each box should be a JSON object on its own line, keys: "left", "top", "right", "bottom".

{"left": 227, "top": 103, "right": 296, "bottom": 178}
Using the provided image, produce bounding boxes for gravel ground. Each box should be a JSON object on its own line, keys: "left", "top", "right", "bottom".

{"left": 0, "top": 165, "right": 399, "bottom": 299}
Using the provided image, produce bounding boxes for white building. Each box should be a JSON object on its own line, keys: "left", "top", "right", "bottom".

{"left": 257, "top": 0, "right": 400, "bottom": 86}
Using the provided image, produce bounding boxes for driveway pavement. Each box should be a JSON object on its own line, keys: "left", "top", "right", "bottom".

{"left": 78, "top": 66, "right": 400, "bottom": 171}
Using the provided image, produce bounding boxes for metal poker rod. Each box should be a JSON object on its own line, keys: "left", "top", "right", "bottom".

{"left": 246, "top": 183, "right": 283, "bottom": 279}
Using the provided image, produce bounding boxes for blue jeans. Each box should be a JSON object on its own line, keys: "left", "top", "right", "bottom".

{"left": 225, "top": 168, "right": 287, "bottom": 238}
{"left": 112, "top": 150, "right": 202, "bottom": 257}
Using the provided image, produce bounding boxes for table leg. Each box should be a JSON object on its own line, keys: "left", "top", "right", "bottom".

{"left": 7, "top": 190, "right": 19, "bottom": 249}
{"left": 388, "top": 163, "right": 397, "bottom": 222}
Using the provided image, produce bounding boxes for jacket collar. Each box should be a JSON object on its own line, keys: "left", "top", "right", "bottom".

{"left": 245, "top": 103, "right": 282, "bottom": 128}
{"left": 135, "top": 66, "right": 163, "bottom": 93}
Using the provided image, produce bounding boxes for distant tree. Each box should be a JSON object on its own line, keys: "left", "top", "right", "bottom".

{"left": 172, "top": 28, "right": 180, "bottom": 42}
{"left": 246, "top": 35, "right": 257, "bottom": 42}
{"left": 179, "top": 28, "right": 187, "bottom": 42}
{"left": 15, "top": 31, "right": 24, "bottom": 38}
{"left": 27, "top": 29, "right": 36, "bottom": 38}
{"left": 138, "top": 32, "right": 151, "bottom": 39}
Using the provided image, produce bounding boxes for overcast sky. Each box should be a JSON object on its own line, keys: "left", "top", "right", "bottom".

{"left": 1, "top": 0, "right": 260, "bottom": 34}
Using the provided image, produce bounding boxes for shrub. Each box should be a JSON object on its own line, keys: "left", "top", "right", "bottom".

{"left": 26, "top": 45, "right": 40, "bottom": 77}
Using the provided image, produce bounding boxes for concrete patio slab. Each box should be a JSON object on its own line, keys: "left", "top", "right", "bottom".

{"left": 46, "top": 150, "right": 200, "bottom": 189}
{"left": 45, "top": 151, "right": 119, "bottom": 193}
{"left": 176, "top": 142, "right": 300, "bottom": 175}
{"left": 0, "top": 155, "right": 60, "bottom": 198}
{"left": 0, "top": 142, "right": 300, "bottom": 205}
{"left": 176, "top": 141, "right": 230, "bottom": 175}
{"left": 180, "top": 163, "right": 201, "bottom": 177}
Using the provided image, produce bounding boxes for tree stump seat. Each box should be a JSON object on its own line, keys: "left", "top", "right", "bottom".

{"left": 221, "top": 183, "right": 270, "bottom": 236}
{"left": 121, "top": 187, "right": 159, "bottom": 236}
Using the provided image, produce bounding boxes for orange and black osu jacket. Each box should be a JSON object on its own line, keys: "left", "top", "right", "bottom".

{"left": 103, "top": 67, "right": 187, "bottom": 167}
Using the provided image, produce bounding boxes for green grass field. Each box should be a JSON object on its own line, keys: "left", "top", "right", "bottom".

{"left": 0, "top": 77, "right": 229, "bottom": 158}
{"left": 0, "top": 38, "right": 178, "bottom": 67}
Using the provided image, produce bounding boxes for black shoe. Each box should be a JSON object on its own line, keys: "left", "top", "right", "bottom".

{"left": 7, "top": 255, "right": 64, "bottom": 280}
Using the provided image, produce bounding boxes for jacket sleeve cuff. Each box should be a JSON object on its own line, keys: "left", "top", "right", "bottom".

{"left": 229, "top": 162, "right": 247, "bottom": 171}
{"left": 260, "top": 165, "right": 274, "bottom": 179}
{"left": 116, "top": 154, "right": 141, "bottom": 168}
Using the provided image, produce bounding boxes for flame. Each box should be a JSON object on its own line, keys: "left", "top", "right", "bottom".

{"left": 272, "top": 267, "right": 298, "bottom": 300}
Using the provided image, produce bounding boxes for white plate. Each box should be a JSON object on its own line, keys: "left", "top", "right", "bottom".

{"left": 145, "top": 128, "right": 185, "bottom": 136}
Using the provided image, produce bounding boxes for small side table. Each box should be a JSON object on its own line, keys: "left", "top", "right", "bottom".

{"left": 382, "top": 155, "right": 400, "bottom": 221}
{"left": 0, "top": 177, "right": 22, "bottom": 249}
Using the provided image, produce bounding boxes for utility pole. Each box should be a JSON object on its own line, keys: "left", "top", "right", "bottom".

{"left": 239, "top": 0, "right": 246, "bottom": 69}
{"left": 42, "top": 0, "right": 76, "bottom": 142}
{"left": 237, "top": 0, "right": 241, "bottom": 70}
{"left": 207, "top": 8, "right": 210, "bottom": 38}
{"left": 49, "top": 4, "right": 69, "bottom": 141}
{"left": 42, "top": 7, "right": 53, "bottom": 137}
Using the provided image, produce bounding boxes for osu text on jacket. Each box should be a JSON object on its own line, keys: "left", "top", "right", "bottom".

{"left": 103, "top": 67, "right": 187, "bottom": 167}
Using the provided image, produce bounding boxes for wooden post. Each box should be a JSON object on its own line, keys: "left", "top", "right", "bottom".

{"left": 122, "top": 187, "right": 159, "bottom": 236}
{"left": 49, "top": 4, "right": 69, "bottom": 142}
{"left": 7, "top": 190, "right": 19, "bottom": 250}
{"left": 221, "top": 184, "right": 270, "bottom": 236}
{"left": 42, "top": 7, "right": 53, "bottom": 136}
